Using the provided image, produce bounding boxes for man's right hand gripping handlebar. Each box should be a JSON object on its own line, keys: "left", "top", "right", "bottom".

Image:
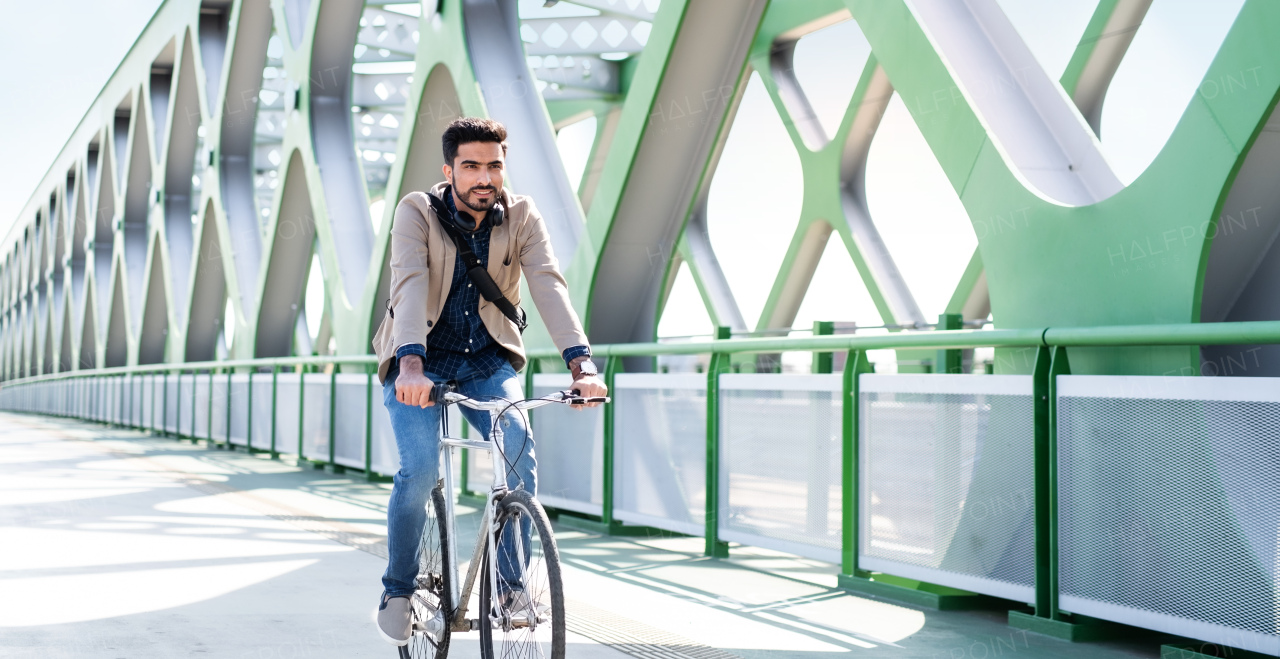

{"left": 394, "top": 355, "right": 437, "bottom": 408}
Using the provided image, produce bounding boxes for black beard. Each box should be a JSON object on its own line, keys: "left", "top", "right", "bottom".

{"left": 451, "top": 176, "right": 497, "bottom": 213}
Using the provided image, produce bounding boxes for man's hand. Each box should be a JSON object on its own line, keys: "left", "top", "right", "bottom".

{"left": 395, "top": 355, "right": 435, "bottom": 408}
{"left": 569, "top": 356, "right": 607, "bottom": 409}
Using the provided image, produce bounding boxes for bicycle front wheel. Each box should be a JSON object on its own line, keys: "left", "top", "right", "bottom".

{"left": 479, "top": 489, "right": 565, "bottom": 659}
{"left": 401, "top": 484, "right": 452, "bottom": 659}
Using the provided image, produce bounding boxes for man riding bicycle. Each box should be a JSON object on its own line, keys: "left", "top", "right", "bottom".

{"left": 371, "top": 117, "right": 606, "bottom": 646}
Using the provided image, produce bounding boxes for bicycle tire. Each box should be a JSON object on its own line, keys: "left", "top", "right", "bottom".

{"left": 400, "top": 484, "right": 452, "bottom": 659}
{"left": 478, "top": 489, "right": 565, "bottom": 659}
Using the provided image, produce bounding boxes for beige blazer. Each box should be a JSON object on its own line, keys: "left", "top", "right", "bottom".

{"left": 371, "top": 181, "right": 589, "bottom": 383}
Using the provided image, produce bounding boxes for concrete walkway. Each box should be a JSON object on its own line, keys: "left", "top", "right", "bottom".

{"left": 0, "top": 413, "right": 1166, "bottom": 658}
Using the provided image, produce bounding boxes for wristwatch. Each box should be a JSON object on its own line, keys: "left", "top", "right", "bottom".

{"left": 576, "top": 359, "right": 599, "bottom": 377}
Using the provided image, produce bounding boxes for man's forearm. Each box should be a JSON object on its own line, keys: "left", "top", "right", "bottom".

{"left": 399, "top": 354, "right": 424, "bottom": 375}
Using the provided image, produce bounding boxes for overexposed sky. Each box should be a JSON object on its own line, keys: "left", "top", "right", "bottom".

{"left": 0, "top": 0, "right": 166, "bottom": 241}
{"left": 0, "top": 0, "right": 1249, "bottom": 337}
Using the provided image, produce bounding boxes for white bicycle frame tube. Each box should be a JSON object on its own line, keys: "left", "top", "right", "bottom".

{"left": 425, "top": 390, "right": 597, "bottom": 631}
{"left": 437, "top": 405, "right": 514, "bottom": 630}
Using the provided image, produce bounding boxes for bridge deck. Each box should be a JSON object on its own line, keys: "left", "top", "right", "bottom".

{"left": 0, "top": 414, "right": 1163, "bottom": 658}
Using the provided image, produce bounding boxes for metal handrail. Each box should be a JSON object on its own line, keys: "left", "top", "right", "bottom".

{"left": 8, "top": 319, "right": 1280, "bottom": 387}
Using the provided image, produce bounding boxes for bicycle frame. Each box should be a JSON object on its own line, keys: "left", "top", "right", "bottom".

{"left": 433, "top": 397, "right": 536, "bottom": 633}
{"left": 419, "top": 389, "right": 606, "bottom": 635}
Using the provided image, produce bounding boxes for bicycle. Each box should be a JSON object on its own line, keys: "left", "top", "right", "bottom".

{"left": 398, "top": 383, "right": 609, "bottom": 659}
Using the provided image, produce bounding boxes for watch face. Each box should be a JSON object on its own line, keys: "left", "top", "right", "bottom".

{"left": 579, "top": 360, "right": 598, "bottom": 376}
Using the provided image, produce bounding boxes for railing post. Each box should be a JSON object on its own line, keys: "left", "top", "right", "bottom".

{"left": 271, "top": 365, "right": 279, "bottom": 459}
{"left": 155, "top": 371, "right": 162, "bottom": 434}
{"left": 364, "top": 365, "right": 374, "bottom": 478}
{"left": 1010, "top": 345, "right": 1103, "bottom": 640}
{"left": 601, "top": 354, "right": 622, "bottom": 531}
{"left": 813, "top": 321, "right": 834, "bottom": 374}
{"left": 327, "top": 365, "right": 341, "bottom": 473}
{"left": 298, "top": 366, "right": 306, "bottom": 464}
{"left": 207, "top": 368, "right": 214, "bottom": 445}
{"left": 191, "top": 369, "right": 199, "bottom": 441}
{"left": 246, "top": 367, "right": 254, "bottom": 450}
{"left": 174, "top": 370, "right": 181, "bottom": 438}
{"left": 936, "top": 313, "right": 964, "bottom": 374}
{"left": 1045, "top": 346, "right": 1070, "bottom": 620}
{"left": 704, "top": 326, "right": 731, "bottom": 558}
{"left": 842, "top": 349, "right": 873, "bottom": 577}
{"left": 225, "top": 368, "right": 233, "bottom": 449}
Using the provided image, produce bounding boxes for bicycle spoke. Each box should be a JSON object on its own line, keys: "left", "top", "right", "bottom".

{"left": 405, "top": 485, "right": 451, "bottom": 659}
{"left": 480, "top": 490, "right": 564, "bottom": 659}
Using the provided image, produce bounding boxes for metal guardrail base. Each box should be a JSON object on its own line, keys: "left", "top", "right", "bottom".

{"left": 1007, "top": 610, "right": 1118, "bottom": 642}
{"left": 1161, "top": 643, "right": 1273, "bottom": 659}
{"left": 838, "top": 573, "right": 1007, "bottom": 611}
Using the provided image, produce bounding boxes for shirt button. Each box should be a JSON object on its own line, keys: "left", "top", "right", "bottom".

{"left": 468, "top": 283, "right": 472, "bottom": 288}
{"left": 469, "top": 339, "right": 473, "bottom": 343}
{"left": 465, "top": 349, "right": 470, "bottom": 353}
{"left": 464, "top": 311, "right": 468, "bottom": 316}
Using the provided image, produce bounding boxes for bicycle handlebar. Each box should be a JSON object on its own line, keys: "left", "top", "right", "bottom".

{"left": 428, "top": 382, "right": 610, "bottom": 409}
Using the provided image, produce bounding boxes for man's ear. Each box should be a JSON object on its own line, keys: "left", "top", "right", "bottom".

{"left": 441, "top": 163, "right": 451, "bottom": 180}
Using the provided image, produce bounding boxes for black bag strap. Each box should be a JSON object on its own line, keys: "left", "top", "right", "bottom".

{"left": 427, "top": 192, "right": 528, "bottom": 333}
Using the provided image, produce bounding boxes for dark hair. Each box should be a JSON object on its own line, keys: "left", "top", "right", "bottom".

{"left": 442, "top": 117, "right": 508, "bottom": 166}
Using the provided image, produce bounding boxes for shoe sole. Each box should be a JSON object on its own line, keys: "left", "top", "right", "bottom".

{"left": 372, "top": 605, "right": 411, "bottom": 647}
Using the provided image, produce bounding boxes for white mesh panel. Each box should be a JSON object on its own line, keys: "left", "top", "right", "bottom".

{"left": 130, "top": 376, "right": 142, "bottom": 427}
{"left": 250, "top": 373, "right": 274, "bottom": 451}
{"left": 140, "top": 376, "right": 153, "bottom": 429}
{"left": 614, "top": 373, "right": 706, "bottom": 535}
{"left": 719, "top": 374, "right": 842, "bottom": 563}
{"left": 274, "top": 376, "right": 301, "bottom": 456}
{"left": 179, "top": 374, "right": 195, "bottom": 437}
{"left": 165, "top": 374, "right": 180, "bottom": 434}
{"left": 228, "top": 374, "right": 250, "bottom": 446}
{"left": 302, "top": 374, "right": 331, "bottom": 462}
{"left": 859, "top": 374, "right": 1035, "bottom": 603}
{"left": 1058, "top": 375, "right": 1280, "bottom": 655}
{"left": 468, "top": 435, "right": 494, "bottom": 493}
{"left": 193, "top": 375, "right": 210, "bottom": 439}
{"left": 333, "top": 374, "right": 368, "bottom": 469}
{"left": 112, "top": 377, "right": 124, "bottom": 424}
{"left": 210, "top": 375, "right": 228, "bottom": 441}
{"left": 370, "top": 387, "right": 399, "bottom": 477}
{"left": 533, "top": 373, "right": 603, "bottom": 516}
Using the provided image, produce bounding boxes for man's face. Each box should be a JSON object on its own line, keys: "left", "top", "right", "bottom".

{"left": 443, "top": 141, "right": 505, "bottom": 213}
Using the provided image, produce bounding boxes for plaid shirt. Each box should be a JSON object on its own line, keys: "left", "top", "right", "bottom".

{"left": 395, "top": 191, "right": 589, "bottom": 381}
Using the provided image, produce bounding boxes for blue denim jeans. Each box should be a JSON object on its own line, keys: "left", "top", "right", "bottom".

{"left": 381, "top": 359, "right": 536, "bottom": 598}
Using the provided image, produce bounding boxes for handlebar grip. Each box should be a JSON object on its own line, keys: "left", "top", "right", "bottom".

{"left": 429, "top": 381, "right": 457, "bottom": 404}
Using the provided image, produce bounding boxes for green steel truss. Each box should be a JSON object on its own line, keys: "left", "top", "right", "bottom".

{"left": 5, "top": 0, "right": 1280, "bottom": 379}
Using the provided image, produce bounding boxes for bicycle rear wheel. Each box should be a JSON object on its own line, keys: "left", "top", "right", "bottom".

{"left": 479, "top": 489, "right": 565, "bottom": 659}
{"left": 400, "top": 484, "right": 452, "bottom": 659}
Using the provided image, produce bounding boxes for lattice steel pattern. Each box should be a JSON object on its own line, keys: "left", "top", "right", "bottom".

{"left": 719, "top": 374, "right": 842, "bottom": 563}
{"left": 613, "top": 373, "right": 706, "bottom": 536}
{"left": 859, "top": 374, "right": 1035, "bottom": 602}
{"left": 1058, "top": 376, "right": 1280, "bottom": 654}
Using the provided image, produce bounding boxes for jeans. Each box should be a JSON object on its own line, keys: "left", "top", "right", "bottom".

{"left": 381, "top": 360, "right": 537, "bottom": 598}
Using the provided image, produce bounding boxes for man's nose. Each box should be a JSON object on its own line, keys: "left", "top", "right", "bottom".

{"left": 477, "top": 170, "right": 492, "bottom": 185}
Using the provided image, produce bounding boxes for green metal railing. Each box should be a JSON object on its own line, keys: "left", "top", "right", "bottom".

{"left": 5, "top": 319, "right": 1280, "bottom": 642}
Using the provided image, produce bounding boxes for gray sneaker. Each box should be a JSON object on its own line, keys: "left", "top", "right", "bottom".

{"left": 374, "top": 593, "right": 411, "bottom": 646}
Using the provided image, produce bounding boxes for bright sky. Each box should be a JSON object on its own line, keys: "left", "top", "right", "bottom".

{"left": 0, "top": 0, "right": 1249, "bottom": 337}
{"left": 0, "top": 0, "right": 165, "bottom": 242}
